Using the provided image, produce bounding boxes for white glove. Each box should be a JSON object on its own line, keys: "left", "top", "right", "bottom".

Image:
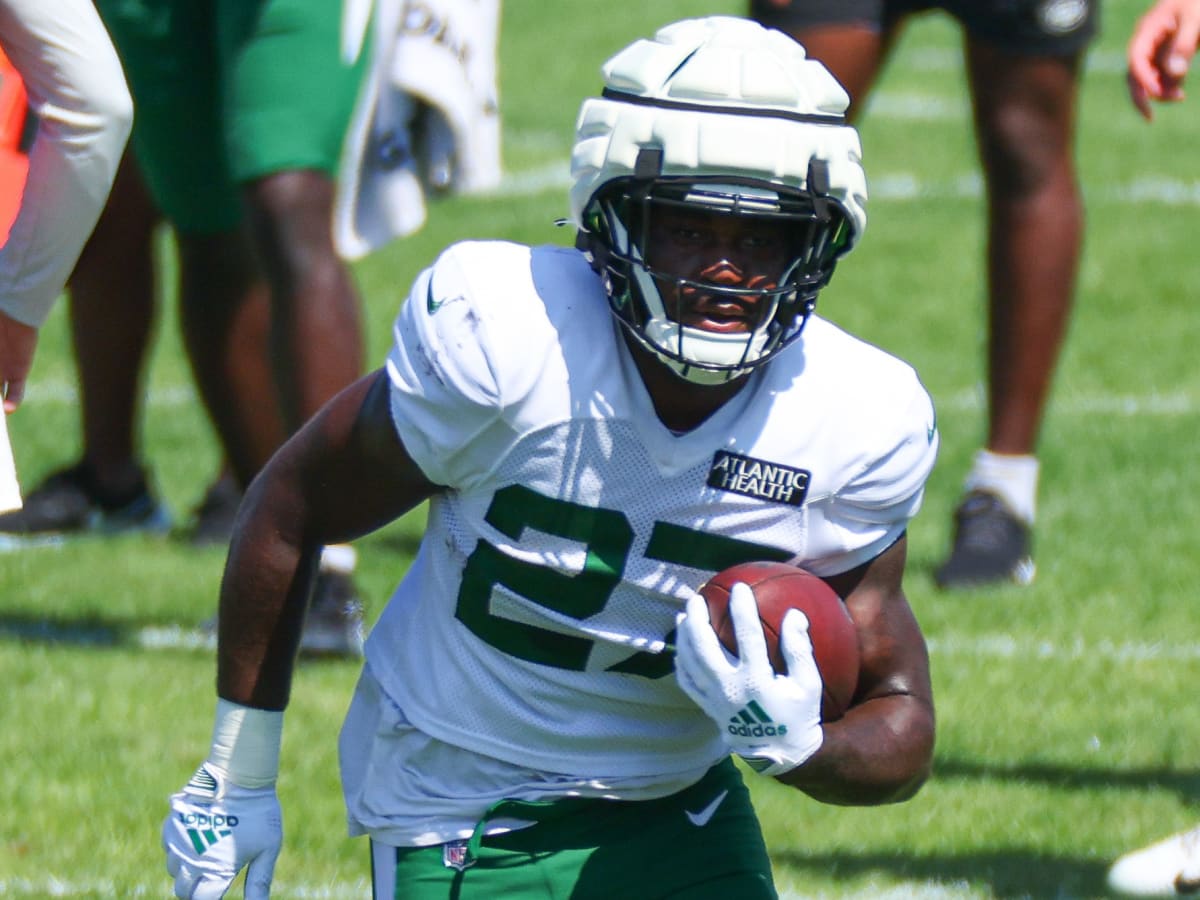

{"left": 675, "top": 582, "right": 824, "bottom": 776}
{"left": 162, "top": 762, "right": 282, "bottom": 899}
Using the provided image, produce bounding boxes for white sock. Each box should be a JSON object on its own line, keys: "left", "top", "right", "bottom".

{"left": 320, "top": 543, "right": 358, "bottom": 575}
{"left": 962, "top": 450, "right": 1038, "bottom": 525}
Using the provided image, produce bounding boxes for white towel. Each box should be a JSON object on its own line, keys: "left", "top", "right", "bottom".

{"left": 0, "top": 410, "right": 21, "bottom": 512}
{"left": 336, "top": 0, "right": 502, "bottom": 260}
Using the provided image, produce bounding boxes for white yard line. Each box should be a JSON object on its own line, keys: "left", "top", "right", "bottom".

{"left": 5, "top": 618, "right": 1200, "bottom": 665}
{"left": 925, "top": 633, "right": 1200, "bottom": 662}
{"left": 904, "top": 46, "right": 1127, "bottom": 75}
{"left": 781, "top": 885, "right": 988, "bottom": 900}
{"left": 490, "top": 160, "right": 1200, "bottom": 205}
{"left": 21, "top": 380, "right": 1200, "bottom": 419}
{"left": 0, "top": 878, "right": 372, "bottom": 898}
{"left": 0, "top": 876, "right": 1005, "bottom": 898}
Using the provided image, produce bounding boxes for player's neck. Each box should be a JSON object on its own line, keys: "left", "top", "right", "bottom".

{"left": 625, "top": 334, "right": 748, "bottom": 433}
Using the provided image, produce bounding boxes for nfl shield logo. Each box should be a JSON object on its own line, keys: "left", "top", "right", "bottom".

{"left": 442, "top": 840, "right": 474, "bottom": 871}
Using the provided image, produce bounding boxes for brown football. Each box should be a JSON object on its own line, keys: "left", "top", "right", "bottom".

{"left": 698, "top": 560, "right": 860, "bottom": 721}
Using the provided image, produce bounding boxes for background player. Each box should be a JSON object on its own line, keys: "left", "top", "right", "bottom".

{"left": 161, "top": 17, "right": 939, "bottom": 898}
{"left": 0, "top": 0, "right": 131, "bottom": 413}
{"left": 750, "top": 0, "right": 1096, "bottom": 589}
{"left": 1107, "top": 0, "right": 1200, "bottom": 894}
{"left": 0, "top": 0, "right": 366, "bottom": 652}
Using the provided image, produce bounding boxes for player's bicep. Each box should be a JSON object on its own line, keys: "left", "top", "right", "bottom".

{"left": 824, "top": 535, "right": 933, "bottom": 711}
{"left": 269, "top": 369, "right": 439, "bottom": 547}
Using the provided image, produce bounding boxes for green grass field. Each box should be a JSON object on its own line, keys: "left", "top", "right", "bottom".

{"left": 4, "top": 1, "right": 1200, "bottom": 896}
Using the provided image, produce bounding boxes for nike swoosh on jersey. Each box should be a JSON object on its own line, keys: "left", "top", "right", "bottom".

{"left": 685, "top": 789, "right": 729, "bottom": 827}
{"left": 426, "top": 280, "right": 444, "bottom": 314}
{"left": 426, "top": 285, "right": 466, "bottom": 315}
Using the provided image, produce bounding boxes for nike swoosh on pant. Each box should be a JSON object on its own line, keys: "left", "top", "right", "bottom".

{"left": 685, "top": 789, "right": 729, "bottom": 827}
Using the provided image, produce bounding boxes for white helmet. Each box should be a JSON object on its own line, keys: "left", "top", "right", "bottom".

{"left": 570, "top": 16, "right": 868, "bottom": 384}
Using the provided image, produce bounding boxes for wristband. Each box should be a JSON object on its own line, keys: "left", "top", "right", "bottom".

{"left": 207, "top": 698, "right": 283, "bottom": 788}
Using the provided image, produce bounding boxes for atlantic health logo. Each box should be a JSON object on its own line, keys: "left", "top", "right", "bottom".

{"left": 707, "top": 450, "right": 810, "bottom": 507}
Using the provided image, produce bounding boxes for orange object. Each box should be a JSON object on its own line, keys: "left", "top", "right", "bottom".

{"left": 0, "top": 47, "right": 30, "bottom": 246}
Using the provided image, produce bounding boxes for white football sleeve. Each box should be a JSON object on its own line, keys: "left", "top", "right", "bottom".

{"left": 804, "top": 372, "right": 938, "bottom": 577}
{"left": 0, "top": 0, "right": 132, "bottom": 327}
{"left": 385, "top": 242, "right": 552, "bottom": 489}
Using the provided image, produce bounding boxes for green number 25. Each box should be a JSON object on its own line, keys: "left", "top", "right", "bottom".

{"left": 455, "top": 484, "right": 790, "bottom": 678}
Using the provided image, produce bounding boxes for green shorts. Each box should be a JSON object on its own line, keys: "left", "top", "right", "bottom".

{"left": 370, "top": 758, "right": 778, "bottom": 900}
{"left": 95, "top": 0, "right": 365, "bottom": 233}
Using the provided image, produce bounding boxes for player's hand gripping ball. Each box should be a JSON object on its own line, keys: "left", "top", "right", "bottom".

{"left": 699, "top": 561, "right": 860, "bottom": 720}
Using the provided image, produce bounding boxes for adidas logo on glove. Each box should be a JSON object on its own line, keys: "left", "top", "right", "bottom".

{"left": 727, "top": 700, "right": 788, "bottom": 738}
{"left": 177, "top": 812, "right": 240, "bottom": 828}
{"left": 178, "top": 812, "right": 236, "bottom": 855}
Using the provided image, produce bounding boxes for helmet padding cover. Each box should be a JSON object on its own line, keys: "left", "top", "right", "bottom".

{"left": 569, "top": 16, "right": 867, "bottom": 243}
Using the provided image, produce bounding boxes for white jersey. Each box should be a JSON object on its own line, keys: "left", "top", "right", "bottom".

{"left": 0, "top": 0, "right": 131, "bottom": 327}
{"left": 347, "top": 239, "right": 937, "bottom": 842}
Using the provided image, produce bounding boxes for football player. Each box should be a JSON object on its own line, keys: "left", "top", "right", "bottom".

{"left": 1126, "top": 0, "right": 1200, "bottom": 119}
{"left": 0, "top": 0, "right": 131, "bottom": 413}
{"left": 749, "top": 0, "right": 1097, "bottom": 589}
{"left": 162, "top": 16, "right": 940, "bottom": 899}
{"left": 1107, "top": 3, "right": 1200, "bottom": 894}
{"left": 0, "top": 0, "right": 367, "bottom": 652}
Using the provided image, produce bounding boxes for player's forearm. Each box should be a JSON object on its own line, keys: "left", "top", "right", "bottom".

{"left": 215, "top": 467, "right": 321, "bottom": 711}
{"left": 776, "top": 692, "right": 935, "bottom": 805}
{"left": 213, "top": 372, "right": 435, "bottom": 708}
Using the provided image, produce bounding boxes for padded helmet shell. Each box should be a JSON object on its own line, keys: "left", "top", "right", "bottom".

{"left": 569, "top": 16, "right": 867, "bottom": 241}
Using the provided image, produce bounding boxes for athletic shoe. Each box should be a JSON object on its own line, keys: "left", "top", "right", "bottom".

{"left": 0, "top": 462, "right": 171, "bottom": 541}
{"left": 934, "top": 490, "right": 1035, "bottom": 589}
{"left": 300, "top": 571, "right": 365, "bottom": 657}
{"left": 187, "top": 475, "right": 242, "bottom": 548}
{"left": 1108, "top": 825, "right": 1200, "bottom": 896}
